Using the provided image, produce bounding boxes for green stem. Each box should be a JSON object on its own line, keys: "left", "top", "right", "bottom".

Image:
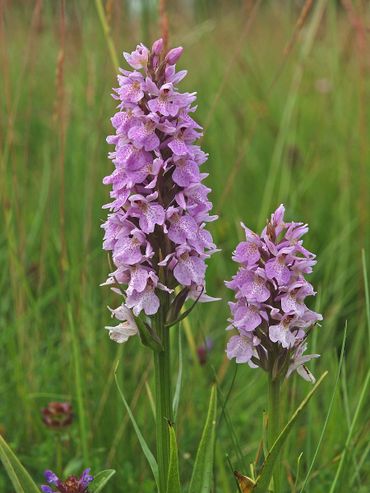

{"left": 268, "top": 373, "right": 281, "bottom": 493}
{"left": 153, "top": 313, "right": 172, "bottom": 493}
{"left": 55, "top": 434, "right": 62, "bottom": 475}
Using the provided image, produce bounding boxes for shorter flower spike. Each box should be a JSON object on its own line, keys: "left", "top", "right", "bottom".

{"left": 225, "top": 205, "right": 322, "bottom": 382}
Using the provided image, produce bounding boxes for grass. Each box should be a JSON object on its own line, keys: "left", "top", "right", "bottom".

{"left": 0, "top": 1, "right": 370, "bottom": 492}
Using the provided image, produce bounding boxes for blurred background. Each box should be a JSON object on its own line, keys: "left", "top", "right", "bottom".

{"left": 1, "top": 1, "right": 370, "bottom": 491}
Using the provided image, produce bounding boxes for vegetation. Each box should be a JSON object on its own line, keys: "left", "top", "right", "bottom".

{"left": 0, "top": 1, "right": 369, "bottom": 491}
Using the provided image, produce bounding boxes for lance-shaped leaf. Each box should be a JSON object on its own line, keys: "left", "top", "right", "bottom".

{"left": 136, "top": 316, "right": 164, "bottom": 352}
{"left": 165, "top": 288, "right": 203, "bottom": 329}
{"left": 253, "top": 371, "right": 328, "bottom": 493}
{"left": 114, "top": 365, "right": 159, "bottom": 489}
{"left": 89, "top": 469, "right": 116, "bottom": 493}
{"left": 188, "top": 385, "right": 217, "bottom": 493}
{"left": 0, "top": 435, "right": 40, "bottom": 493}
{"left": 166, "top": 423, "right": 181, "bottom": 493}
{"left": 166, "top": 287, "right": 190, "bottom": 326}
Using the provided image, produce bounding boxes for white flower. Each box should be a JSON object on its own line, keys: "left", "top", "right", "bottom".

{"left": 287, "top": 343, "right": 320, "bottom": 383}
{"left": 105, "top": 304, "right": 138, "bottom": 343}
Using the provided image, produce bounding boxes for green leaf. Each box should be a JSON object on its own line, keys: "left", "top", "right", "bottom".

{"left": 114, "top": 364, "right": 159, "bottom": 489}
{"left": 89, "top": 469, "right": 116, "bottom": 493}
{"left": 299, "top": 326, "right": 347, "bottom": 492}
{"left": 253, "top": 371, "right": 328, "bottom": 493}
{"left": 328, "top": 366, "right": 370, "bottom": 493}
{"left": 136, "top": 316, "right": 164, "bottom": 352}
{"left": 166, "top": 287, "right": 190, "bottom": 326}
{"left": 0, "top": 435, "right": 40, "bottom": 493}
{"left": 165, "top": 289, "right": 203, "bottom": 329}
{"left": 188, "top": 385, "right": 217, "bottom": 493}
{"left": 172, "top": 328, "right": 183, "bottom": 422}
{"left": 166, "top": 424, "right": 181, "bottom": 493}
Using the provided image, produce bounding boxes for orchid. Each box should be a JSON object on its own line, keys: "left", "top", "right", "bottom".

{"left": 102, "top": 39, "right": 218, "bottom": 343}
{"left": 101, "top": 38, "right": 219, "bottom": 493}
{"left": 226, "top": 204, "right": 322, "bottom": 382}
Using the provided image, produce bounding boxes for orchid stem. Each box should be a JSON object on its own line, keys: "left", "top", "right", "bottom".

{"left": 153, "top": 308, "right": 172, "bottom": 493}
{"left": 268, "top": 373, "right": 282, "bottom": 493}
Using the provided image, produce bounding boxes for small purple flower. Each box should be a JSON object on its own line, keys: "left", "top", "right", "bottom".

{"left": 172, "top": 157, "right": 201, "bottom": 187}
{"left": 287, "top": 343, "right": 320, "bottom": 383}
{"left": 225, "top": 205, "right": 322, "bottom": 381}
{"left": 127, "top": 114, "right": 160, "bottom": 151}
{"left": 124, "top": 43, "right": 150, "bottom": 69}
{"left": 173, "top": 249, "right": 207, "bottom": 286}
{"left": 129, "top": 193, "right": 165, "bottom": 233}
{"left": 40, "top": 468, "right": 93, "bottom": 493}
{"left": 226, "top": 334, "right": 259, "bottom": 364}
{"left": 269, "top": 315, "right": 297, "bottom": 349}
{"left": 112, "top": 228, "right": 146, "bottom": 265}
{"left": 117, "top": 73, "right": 144, "bottom": 103}
{"left": 265, "top": 254, "right": 291, "bottom": 285}
{"left": 167, "top": 209, "right": 199, "bottom": 245}
{"left": 239, "top": 269, "right": 270, "bottom": 303}
{"left": 232, "top": 228, "right": 261, "bottom": 266}
{"left": 229, "top": 301, "right": 264, "bottom": 332}
{"left": 102, "top": 38, "right": 218, "bottom": 340}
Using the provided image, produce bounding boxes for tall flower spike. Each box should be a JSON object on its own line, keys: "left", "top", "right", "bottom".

{"left": 102, "top": 39, "right": 218, "bottom": 343}
{"left": 226, "top": 205, "right": 322, "bottom": 382}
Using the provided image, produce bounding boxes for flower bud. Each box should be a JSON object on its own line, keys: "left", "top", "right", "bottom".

{"left": 165, "top": 46, "right": 183, "bottom": 65}
{"left": 152, "top": 38, "right": 164, "bottom": 55}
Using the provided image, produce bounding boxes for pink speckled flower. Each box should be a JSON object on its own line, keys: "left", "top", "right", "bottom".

{"left": 102, "top": 39, "right": 218, "bottom": 341}
{"left": 225, "top": 205, "right": 322, "bottom": 382}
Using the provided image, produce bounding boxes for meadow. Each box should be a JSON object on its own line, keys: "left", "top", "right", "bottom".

{"left": 1, "top": 1, "right": 370, "bottom": 492}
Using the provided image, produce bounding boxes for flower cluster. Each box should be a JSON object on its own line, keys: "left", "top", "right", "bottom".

{"left": 102, "top": 39, "right": 218, "bottom": 343}
{"left": 41, "top": 402, "right": 73, "bottom": 430}
{"left": 225, "top": 205, "right": 322, "bottom": 382}
{"left": 40, "top": 469, "right": 93, "bottom": 493}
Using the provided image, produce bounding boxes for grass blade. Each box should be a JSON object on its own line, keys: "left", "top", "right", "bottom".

{"left": 0, "top": 435, "right": 40, "bottom": 493}
{"left": 299, "top": 325, "right": 347, "bottom": 492}
{"left": 328, "top": 367, "right": 370, "bottom": 492}
{"left": 68, "top": 305, "right": 90, "bottom": 465}
{"left": 328, "top": 252, "right": 370, "bottom": 491}
{"left": 188, "top": 385, "right": 217, "bottom": 493}
{"left": 254, "top": 372, "right": 328, "bottom": 493}
{"left": 114, "top": 363, "right": 159, "bottom": 489}
{"left": 361, "top": 249, "right": 370, "bottom": 346}
{"left": 293, "top": 452, "right": 303, "bottom": 493}
{"left": 166, "top": 424, "right": 181, "bottom": 493}
{"left": 94, "top": 0, "right": 119, "bottom": 70}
